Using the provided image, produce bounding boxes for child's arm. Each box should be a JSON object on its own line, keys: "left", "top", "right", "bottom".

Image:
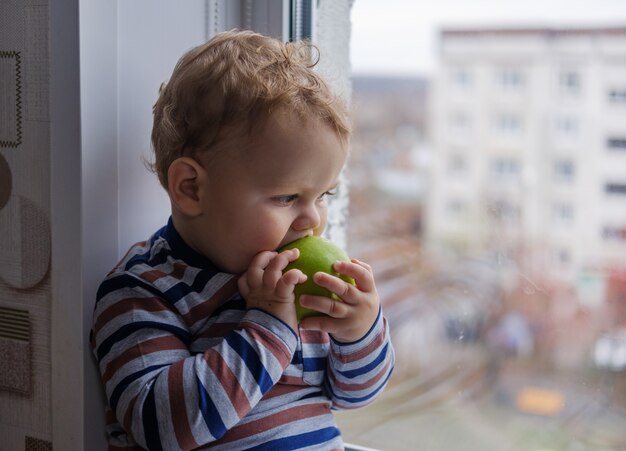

{"left": 91, "top": 271, "right": 298, "bottom": 450}
{"left": 298, "top": 259, "right": 395, "bottom": 408}
{"left": 324, "top": 309, "right": 394, "bottom": 409}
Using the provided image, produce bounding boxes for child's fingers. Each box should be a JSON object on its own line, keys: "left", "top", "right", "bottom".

{"left": 247, "top": 250, "right": 277, "bottom": 274}
{"left": 262, "top": 248, "right": 300, "bottom": 288}
{"left": 244, "top": 251, "right": 277, "bottom": 288}
{"left": 312, "top": 272, "right": 360, "bottom": 305}
{"left": 299, "top": 294, "right": 349, "bottom": 318}
{"left": 275, "top": 269, "right": 307, "bottom": 298}
{"left": 332, "top": 259, "right": 375, "bottom": 292}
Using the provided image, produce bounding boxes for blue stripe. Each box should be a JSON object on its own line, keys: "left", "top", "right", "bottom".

{"left": 292, "top": 352, "right": 326, "bottom": 371}
{"left": 291, "top": 350, "right": 303, "bottom": 365}
{"left": 303, "top": 356, "right": 327, "bottom": 372}
{"left": 225, "top": 333, "right": 273, "bottom": 393}
{"left": 96, "top": 321, "right": 191, "bottom": 362}
{"left": 124, "top": 245, "right": 169, "bottom": 273}
{"left": 189, "top": 268, "right": 221, "bottom": 293}
{"left": 247, "top": 426, "right": 341, "bottom": 450}
{"left": 109, "top": 364, "right": 168, "bottom": 411}
{"left": 327, "top": 368, "right": 394, "bottom": 404}
{"left": 143, "top": 383, "right": 163, "bottom": 451}
{"left": 337, "top": 343, "right": 390, "bottom": 379}
{"left": 162, "top": 281, "right": 194, "bottom": 304}
{"left": 96, "top": 274, "right": 166, "bottom": 303}
{"left": 160, "top": 268, "right": 224, "bottom": 306}
{"left": 197, "top": 377, "right": 227, "bottom": 439}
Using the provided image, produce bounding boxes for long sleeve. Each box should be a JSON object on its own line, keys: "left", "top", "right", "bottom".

{"left": 325, "top": 308, "right": 395, "bottom": 409}
{"left": 91, "top": 247, "right": 298, "bottom": 450}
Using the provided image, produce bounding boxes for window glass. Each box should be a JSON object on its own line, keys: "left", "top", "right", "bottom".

{"left": 343, "top": 1, "right": 626, "bottom": 450}
{"left": 559, "top": 69, "right": 581, "bottom": 95}
{"left": 608, "top": 88, "right": 626, "bottom": 103}
{"left": 496, "top": 67, "right": 525, "bottom": 92}
{"left": 494, "top": 112, "right": 522, "bottom": 134}
{"left": 553, "top": 159, "right": 575, "bottom": 182}
{"left": 608, "top": 137, "right": 626, "bottom": 150}
{"left": 450, "top": 67, "right": 472, "bottom": 90}
{"left": 555, "top": 114, "right": 578, "bottom": 135}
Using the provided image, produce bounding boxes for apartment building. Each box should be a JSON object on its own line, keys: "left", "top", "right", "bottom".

{"left": 426, "top": 27, "right": 626, "bottom": 287}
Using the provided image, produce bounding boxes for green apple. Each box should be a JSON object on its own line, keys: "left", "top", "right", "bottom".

{"left": 280, "top": 236, "right": 355, "bottom": 322}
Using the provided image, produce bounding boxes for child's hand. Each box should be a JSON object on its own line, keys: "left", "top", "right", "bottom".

{"left": 238, "top": 249, "right": 306, "bottom": 332}
{"left": 299, "top": 259, "right": 380, "bottom": 343}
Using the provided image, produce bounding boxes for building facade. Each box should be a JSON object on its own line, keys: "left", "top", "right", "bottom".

{"left": 427, "top": 27, "right": 626, "bottom": 291}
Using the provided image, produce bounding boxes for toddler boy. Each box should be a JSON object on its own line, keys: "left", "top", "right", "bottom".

{"left": 91, "top": 30, "right": 394, "bottom": 450}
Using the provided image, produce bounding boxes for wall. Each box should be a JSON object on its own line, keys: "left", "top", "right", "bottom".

{"left": 1, "top": 1, "right": 53, "bottom": 449}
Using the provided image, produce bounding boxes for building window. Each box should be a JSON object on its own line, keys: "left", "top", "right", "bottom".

{"left": 553, "top": 159, "right": 575, "bottom": 182}
{"left": 555, "top": 247, "right": 571, "bottom": 265}
{"left": 602, "top": 226, "right": 626, "bottom": 241}
{"left": 559, "top": 69, "right": 581, "bottom": 96}
{"left": 489, "top": 199, "right": 519, "bottom": 222}
{"left": 552, "top": 202, "right": 574, "bottom": 225}
{"left": 450, "top": 68, "right": 472, "bottom": 90}
{"left": 608, "top": 89, "right": 626, "bottom": 103}
{"left": 606, "top": 183, "right": 626, "bottom": 194}
{"left": 555, "top": 114, "right": 578, "bottom": 136}
{"left": 496, "top": 68, "right": 524, "bottom": 91}
{"left": 494, "top": 112, "right": 522, "bottom": 134}
{"left": 491, "top": 157, "right": 521, "bottom": 179}
{"left": 607, "top": 137, "right": 626, "bottom": 150}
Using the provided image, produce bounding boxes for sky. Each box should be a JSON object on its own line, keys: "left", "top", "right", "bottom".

{"left": 350, "top": 0, "right": 626, "bottom": 76}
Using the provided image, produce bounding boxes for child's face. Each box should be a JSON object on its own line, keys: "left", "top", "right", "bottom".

{"left": 195, "top": 113, "right": 347, "bottom": 274}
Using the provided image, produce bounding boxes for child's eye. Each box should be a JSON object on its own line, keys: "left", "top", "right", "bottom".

{"left": 273, "top": 194, "right": 298, "bottom": 205}
{"left": 319, "top": 189, "right": 338, "bottom": 200}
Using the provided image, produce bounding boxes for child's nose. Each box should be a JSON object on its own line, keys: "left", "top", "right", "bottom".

{"left": 292, "top": 204, "right": 322, "bottom": 232}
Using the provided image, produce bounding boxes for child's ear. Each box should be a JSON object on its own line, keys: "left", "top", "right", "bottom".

{"left": 167, "top": 157, "right": 206, "bottom": 217}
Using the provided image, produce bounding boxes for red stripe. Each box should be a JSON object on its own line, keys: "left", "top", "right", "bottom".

{"left": 331, "top": 321, "right": 387, "bottom": 364}
{"left": 140, "top": 262, "right": 187, "bottom": 284}
{"left": 110, "top": 241, "right": 148, "bottom": 275}
{"left": 123, "top": 395, "right": 138, "bottom": 436}
{"left": 216, "top": 402, "right": 331, "bottom": 444}
{"left": 169, "top": 360, "right": 200, "bottom": 449}
{"left": 243, "top": 323, "right": 293, "bottom": 366}
{"left": 105, "top": 406, "right": 117, "bottom": 425}
{"left": 94, "top": 296, "right": 171, "bottom": 334}
{"left": 277, "top": 374, "right": 306, "bottom": 386}
{"left": 183, "top": 277, "right": 238, "bottom": 324}
{"left": 300, "top": 329, "right": 330, "bottom": 345}
{"left": 329, "top": 359, "right": 393, "bottom": 392}
{"left": 102, "top": 335, "right": 186, "bottom": 383}
{"left": 204, "top": 348, "right": 252, "bottom": 418}
{"left": 262, "top": 383, "right": 303, "bottom": 400}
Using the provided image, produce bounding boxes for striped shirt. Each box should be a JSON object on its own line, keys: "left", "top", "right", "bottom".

{"left": 91, "top": 218, "right": 394, "bottom": 450}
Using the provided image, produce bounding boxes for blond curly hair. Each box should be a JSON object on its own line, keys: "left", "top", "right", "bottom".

{"left": 150, "top": 29, "right": 351, "bottom": 189}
